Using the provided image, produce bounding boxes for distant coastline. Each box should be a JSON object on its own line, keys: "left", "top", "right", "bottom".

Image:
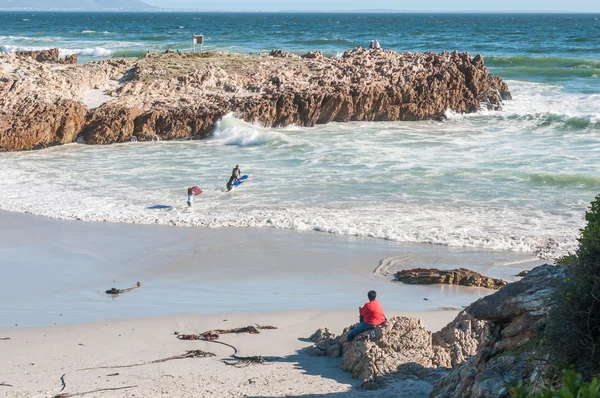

{"left": 0, "top": 9, "right": 598, "bottom": 13}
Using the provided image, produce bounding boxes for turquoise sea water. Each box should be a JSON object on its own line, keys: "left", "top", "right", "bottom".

{"left": 0, "top": 13, "right": 599, "bottom": 259}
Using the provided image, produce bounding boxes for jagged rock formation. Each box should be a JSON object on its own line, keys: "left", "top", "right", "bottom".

{"left": 0, "top": 52, "right": 129, "bottom": 151}
{"left": 305, "top": 264, "right": 563, "bottom": 395}
{"left": 430, "top": 264, "right": 565, "bottom": 398}
{"left": 0, "top": 47, "right": 510, "bottom": 152}
{"left": 431, "top": 310, "right": 489, "bottom": 369}
{"left": 340, "top": 317, "right": 435, "bottom": 381}
{"left": 15, "top": 48, "right": 77, "bottom": 64}
{"left": 395, "top": 268, "right": 508, "bottom": 290}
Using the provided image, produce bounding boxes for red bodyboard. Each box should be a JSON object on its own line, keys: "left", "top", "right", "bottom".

{"left": 191, "top": 186, "right": 203, "bottom": 195}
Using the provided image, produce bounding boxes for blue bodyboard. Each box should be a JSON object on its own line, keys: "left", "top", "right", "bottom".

{"left": 233, "top": 175, "right": 249, "bottom": 187}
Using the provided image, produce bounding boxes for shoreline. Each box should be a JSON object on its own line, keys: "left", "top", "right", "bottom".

{"left": 0, "top": 209, "right": 544, "bottom": 329}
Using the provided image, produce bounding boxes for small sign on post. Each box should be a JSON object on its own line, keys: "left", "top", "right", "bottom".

{"left": 192, "top": 34, "right": 204, "bottom": 53}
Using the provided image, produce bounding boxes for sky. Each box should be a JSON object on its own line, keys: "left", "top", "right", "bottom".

{"left": 142, "top": 0, "right": 600, "bottom": 12}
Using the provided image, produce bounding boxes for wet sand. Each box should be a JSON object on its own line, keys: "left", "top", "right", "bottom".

{"left": 0, "top": 210, "right": 543, "bottom": 328}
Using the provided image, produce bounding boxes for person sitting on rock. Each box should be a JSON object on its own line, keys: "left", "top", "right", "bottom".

{"left": 374, "top": 40, "right": 381, "bottom": 49}
{"left": 369, "top": 40, "right": 375, "bottom": 49}
{"left": 341, "top": 290, "right": 387, "bottom": 342}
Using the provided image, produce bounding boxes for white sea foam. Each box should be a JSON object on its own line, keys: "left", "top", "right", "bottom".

{"left": 0, "top": 44, "right": 113, "bottom": 58}
{"left": 212, "top": 114, "right": 294, "bottom": 146}
{"left": 60, "top": 47, "right": 113, "bottom": 57}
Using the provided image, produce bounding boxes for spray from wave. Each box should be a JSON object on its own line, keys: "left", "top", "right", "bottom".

{"left": 211, "top": 114, "right": 293, "bottom": 146}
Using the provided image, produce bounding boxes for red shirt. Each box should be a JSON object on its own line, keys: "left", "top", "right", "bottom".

{"left": 359, "top": 299, "right": 386, "bottom": 326}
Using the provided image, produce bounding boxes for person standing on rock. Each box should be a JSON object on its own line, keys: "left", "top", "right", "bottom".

{"left": 341, "top": 290, "right": 387, "bottom": 342}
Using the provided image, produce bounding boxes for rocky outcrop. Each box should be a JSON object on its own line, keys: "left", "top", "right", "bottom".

{"left": 15, "top": 48, "right": 60, "bottom": 63}
{"left": 1, "top": 47, "right": 510, "bottom": 152}
{"left": 14, "top": 48, "right": 78, "bottom": 64}
{"left": 0, "top": 54, "right": 130, "bottom": 151}
{"left": 395, "top": 268, "right": 508, "bottom": 290}
{"left": 305, "top": 264, "right": 564, "bottom": 395}
{"left": 431, "top": 310, "right": 489, "bottom": 369}
{"left": 430, "top": 264, "right": 565, "bottom": 398}
{"left": 340, "top": 317, "right": 435, "bottom": 382}
{"left": 307, "top": 316, "right": 439, "bottom": 387}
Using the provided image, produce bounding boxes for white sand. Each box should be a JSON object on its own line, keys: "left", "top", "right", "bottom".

{"left": 0, "top": 310, "right": 456, "bottom": 398}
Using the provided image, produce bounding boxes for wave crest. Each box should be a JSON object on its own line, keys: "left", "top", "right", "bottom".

{"left": 212, "top": 114, "right": 292, "bottom": 146}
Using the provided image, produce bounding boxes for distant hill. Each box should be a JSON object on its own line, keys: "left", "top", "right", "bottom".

{"left": 0, "top": 0, "right": 159, "bottom": 10}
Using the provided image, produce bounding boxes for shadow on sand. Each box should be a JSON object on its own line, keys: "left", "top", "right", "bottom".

{"left": 247, "top": 346, "right": 439, "bottom": 398}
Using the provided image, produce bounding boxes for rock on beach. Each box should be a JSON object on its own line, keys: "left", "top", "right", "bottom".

{"left": 306, "top": 264, "right": 564, "bottom": 396}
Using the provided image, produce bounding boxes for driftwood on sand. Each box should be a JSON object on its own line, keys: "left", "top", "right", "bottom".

{"left": 53, "top": 385, "right": 136, "bottom": 398}
{"left": 175, "top": 325, "right": 277, "bottom": 341}
{"left": 176, "top": 325, "right": 278, "bottom": 367}
{"left": 78, "top": 350, "right": 215, "bottom": 371}
{"left": 105, "top": 282, "right": 141, "bottom": 295}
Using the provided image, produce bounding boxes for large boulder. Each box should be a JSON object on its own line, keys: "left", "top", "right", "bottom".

{"left": 396, "top": 268, "right": 507, "bottom": 290}
{"left": 340, "top": 317, "right": 435, "bottom": 382}
{"left": 305, "top": 264, "right": 565, "bottom": 396}
{"left": 307, "top": 317, "right": 437, "bottom": 385}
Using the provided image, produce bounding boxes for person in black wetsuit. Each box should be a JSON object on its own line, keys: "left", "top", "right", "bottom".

{"left": 226, "top": 164, "right": 242, "bottom": 191}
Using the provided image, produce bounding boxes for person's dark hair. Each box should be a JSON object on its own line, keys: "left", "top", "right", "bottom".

{"left": 368, "top": 290, "right": 376, "bottom": 301}
{"left": 187, "top": 187, "right": 192, "bottom": 194}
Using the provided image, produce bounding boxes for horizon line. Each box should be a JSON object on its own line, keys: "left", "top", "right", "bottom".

{"left": 1, "top": 8, "right": 600, "bottom": 13}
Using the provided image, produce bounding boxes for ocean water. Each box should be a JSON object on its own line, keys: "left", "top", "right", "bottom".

{"left": 1, "top": 13, "right": 599, "bottom": 259}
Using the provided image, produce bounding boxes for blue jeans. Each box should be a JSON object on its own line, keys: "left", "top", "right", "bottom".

{"left": 346, "top": 322, "right": 374, "bottom": 341}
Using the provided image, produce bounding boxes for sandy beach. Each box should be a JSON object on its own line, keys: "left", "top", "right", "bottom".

{"left": 0, "top": 210, "right": 545, "bottom": 397}
{"left": 0, "top": 310, "right": 459, "bottom": 398}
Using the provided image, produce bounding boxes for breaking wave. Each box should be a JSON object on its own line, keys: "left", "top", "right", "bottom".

{"left": 211, "top": 114, "right": 294, "bottom": 146}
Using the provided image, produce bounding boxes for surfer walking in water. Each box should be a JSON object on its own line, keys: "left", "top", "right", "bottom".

{"left": 226, "top": 164, "right": 243, "bottom": 191}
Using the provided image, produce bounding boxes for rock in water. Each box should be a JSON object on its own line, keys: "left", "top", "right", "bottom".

{"left": 395, "top": 268, "right": 508, "bottom": 290}
{"left": 0, "top": 48, "right": 510, "bottom": 152}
